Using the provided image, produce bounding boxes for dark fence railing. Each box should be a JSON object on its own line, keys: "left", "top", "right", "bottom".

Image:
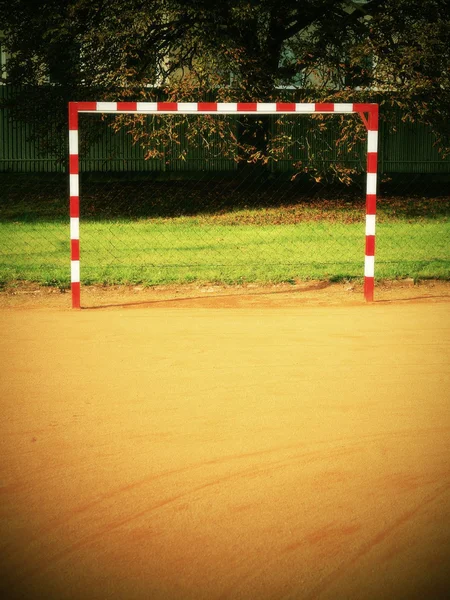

{"left": 1, "top": 85, "right": 450, "bottom": 176}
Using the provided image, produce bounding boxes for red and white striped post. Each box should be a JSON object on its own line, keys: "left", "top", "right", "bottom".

{"left": 68, "top": 102, "right": 378, "bottom": 307}
{"left": 364, "top": 104, "right": 379, "bottom": 302}
{"left": 69, "top": 103, "right": 80, "bottom": 309}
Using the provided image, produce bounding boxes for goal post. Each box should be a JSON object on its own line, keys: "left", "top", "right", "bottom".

{"left": 68, "top": 101, "right": 379, "bottom": 309}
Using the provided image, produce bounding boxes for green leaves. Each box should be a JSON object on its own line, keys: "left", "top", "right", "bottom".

{"left": 1, "top": 0, "right": 449, "bottom": 181}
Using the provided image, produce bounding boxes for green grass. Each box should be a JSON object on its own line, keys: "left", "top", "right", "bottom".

{"left": 1, "top": 173, "right": 448, "bottom": 289}
{"left": 1, "top": 215, "right": 449, "bottom": 287}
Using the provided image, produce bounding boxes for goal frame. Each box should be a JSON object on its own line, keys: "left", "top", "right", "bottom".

{"left": 68, "top": 101, "right": 379, "bottom": 309}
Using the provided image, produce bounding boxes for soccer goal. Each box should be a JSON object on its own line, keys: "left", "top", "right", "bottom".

{"left": 68, "top": 102, "right": 378, "bottom": 308}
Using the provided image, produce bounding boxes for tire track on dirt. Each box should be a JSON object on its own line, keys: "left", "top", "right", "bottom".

{"left": 218, "top": 476, "right": 450, "bottom": 600}
{"left": 4, "top": 426, "right": 448, "bottom": 554}
{"left": 296, "top": 478, "right": 450, "bottom": 600}
{"left": 3, "top": 426, "right": 448, "bottom": 591}
{"left": 2, "top": 444, "right": 362, "bottom": 589}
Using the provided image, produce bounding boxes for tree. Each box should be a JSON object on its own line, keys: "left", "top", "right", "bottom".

{"left": 342, "top": 0, "right": 450, "bottom": 156}
{"left": 1, "top": 0, "right": 448, "bottom": 172}
{"left": 1, "top": 1, "right": 375, "bottom": 101}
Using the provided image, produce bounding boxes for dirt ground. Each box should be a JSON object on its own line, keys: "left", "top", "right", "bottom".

{"left": 1, "top": 278, "right": 450, "bottom": 309}
{"left": 1, "top": 281, "right": 449, "bottom": 600}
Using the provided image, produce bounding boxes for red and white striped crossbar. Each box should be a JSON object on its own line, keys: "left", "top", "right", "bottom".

{"left": 69, "top": 102, "right": 379, "bottom": 308}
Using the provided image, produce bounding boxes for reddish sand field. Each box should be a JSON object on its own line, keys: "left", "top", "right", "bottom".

{"left": 1, "top": 282, "right": 449, "bottom": 600}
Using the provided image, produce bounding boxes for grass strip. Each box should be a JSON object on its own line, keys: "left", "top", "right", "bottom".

{"left": 1, "top": 218, "right": 449, "bottom": 287}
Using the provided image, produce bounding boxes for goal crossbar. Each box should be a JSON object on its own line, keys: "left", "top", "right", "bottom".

{"left": 68, "top": 102, "right": 379, "bottom": 308}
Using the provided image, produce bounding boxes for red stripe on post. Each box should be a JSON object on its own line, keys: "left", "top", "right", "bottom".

{"left": 68, "top": 103, "right": 78, "bottom": 130}
{"left": 276, "top": 103, "right": 296, "bottom": 112}
{"left": 367, "top": 152, "right": 378, "bottom": 173}
{"left": 71, "top": 282, "right": 81, "bottom": 309}
{"left": 354, "top": 103, "right": 375, "bottom": 114}
{"left": 367, "top": 105, "right": 379, "bottom": 131}
{"left": 70, "top": 196, "right": 79, "bottom": 218}
{"left": 237, "top": 103, "right": 257, "bottom": 111}
{"left": 198, "top": 102, "right": 217, "bottom": 111}
{"left": 315, "top": 103, "right": 334, "bottom": 112}
{"left": 157, "top": 102, "right": 178, "bottom": 111}
{"left": 364, "top": 277, "right": 374, "bottom": 302}
{"left": 366, "top": 194, "right": 376, "bottom": 215}
{"left": 365, "top": 235, "right": 375, "bottom": 256}
{"left": 78, "top": 102, "right": 97, "bottom": 111}
{"left": 71, "top": 239, "right": 80, "bottom": 261}
{"left": 69, "top": 154, "right": 79, "bottom": 175}
{"left": 117, "top": 102, "right": 137, "bottom": 111}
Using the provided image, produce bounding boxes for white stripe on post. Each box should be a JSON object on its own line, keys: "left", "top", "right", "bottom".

{"left": 365, "top": 214, "right": 376, "bottom": 236}
{"left": 178, "top": 102, "right": 198, "bottom": 112}
{"left": 334, "top": 103, "right": 354, "bottom": 113}
{"left": 69, "top": 130, "right": 79, "bottom": 154}
{"left": 257, "top": 103, "right": 277, "bottom": 112}
{"left": 366, "top": 173, "right": 377, "bottom": 195}
{"left": 217, "top": 103, "right": 237, "bottom": 112}
{"left": 367, "top": 130, "right": 378, "bottom": 153}
{"left": 97, "top": 102, "right": 117, "bottom": 111}
{"left": 137, "top": 102, "right": 158, "bottom": 112}
{"left": 71, "top": 260, "right": 80, "bottom": 283}
{"left": 364, "top": 255, "right": 375, "bottom": 278}
{"left": 70, "top": 217, "right": 80, "bottom": 239}
{"left": 295, "top": 104, "right": 315, "bottom": 112}
{"left": 69, "top": 174, "right": 79, "bottom": 197}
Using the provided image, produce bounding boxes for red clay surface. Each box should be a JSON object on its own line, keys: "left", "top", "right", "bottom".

{"left": 1, "top": 282, "right": 449, "bottom": 600}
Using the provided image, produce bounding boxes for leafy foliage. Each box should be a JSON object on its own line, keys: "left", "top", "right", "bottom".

{"left": 344, "top": 0, "right": 450, "bottom": 156}
{"left": 0, "top": 0, "right": 449, "bottom": 180}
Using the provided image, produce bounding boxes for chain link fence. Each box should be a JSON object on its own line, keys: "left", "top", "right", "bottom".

{"left": 1, "top": 112, "right": 449, "bottom": 290}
